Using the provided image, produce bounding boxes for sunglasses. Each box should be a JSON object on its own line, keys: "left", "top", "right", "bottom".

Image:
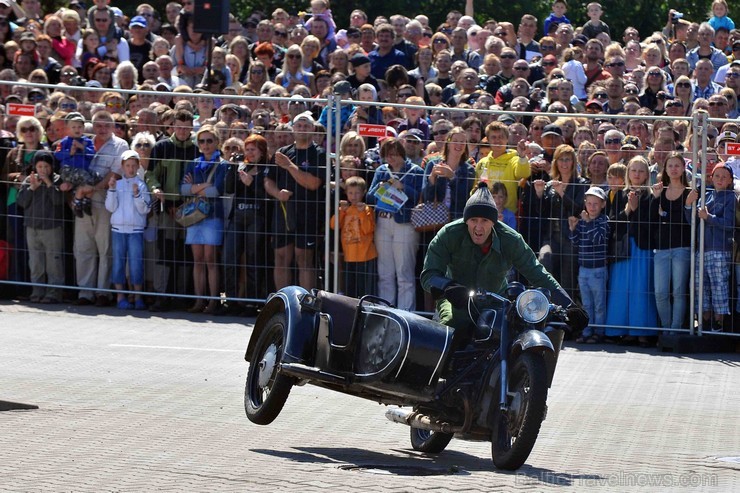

{"left": 251, "top": 69, "right": 264, "bottom": 75}
{"left": 423, "top": 33, "right": 432, "bottom": 38}
{"left": 432, "top": 129, "right": 450, "bottom": 136}
{"left": 625, "top": 88, "right": 638, "bottom": 94}
{"left": 94, "top": 18, "right": 109, "bottom": 23}
{"left": 433, "top": 38, "right": 448, "bottom": 44}
{"left": 708, "top": 101, "right": 726, "bottom": 107}
{"left": 19, "top": 126, "right": 36, "bottom": 133}
{"left": 676, "top": 82, "right": 692, "bottom": 88}
{"left": 606, "top": 61, "right": 625, "bottom": 68}
{"left": 542, "top": 61, "right": 556, "bottom": 67}
{"left": 28, "top": 93, "right": 44, "bottom": 101}
{"left": 726, "top": 72, "right": 740, "bottom": 78}
{"left": 540, "top": 45, "right": 556, "bottom": 51}
{"left": 286, "top": 54, "right": 301, "bottom": 59}
{"left": 106, "top": 101, "right": 124, "bottom": 108}
{"left": 647, "top": 71, "right": 662, "bottom": 77}
{"left": 198, "top": 138, "right": 214, "bottom": 144}
{"left": 500, "top": 54, "right": 516, "bottom": 59}
{"left": 594, "top": 93, "right": 608, "bottom": 99}
{"left": 666, "top": 101, "right": 683, "bottom": 108}
{"left": 59, "top": 102, "right": 77, "bottom": 110}
{"left": 274, "top": 31, "right": 287, "bottom": 37}
{"left": 104, "top": 56, "right": 118, "bottom": 62}
{"left": 134, "top": 142, "right": 152, "bottom": 148}
{"left": 514, "top": 66, "right": 529, "bottom": 71}
{"left": 604, "top": 138, "right": 622, "bottom": 145}
{"left": 398, "top": 92, "right": 414, "bottom": 97}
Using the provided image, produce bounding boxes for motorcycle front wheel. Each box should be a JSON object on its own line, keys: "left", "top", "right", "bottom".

{"left": 410, "top": 428, "right": 454, "bottom": 453}
{"left": 245, "top": 313, "right": 293, "bottom": 425}
{"left": 491, "top": 352, "right": 548, "bottom": 470}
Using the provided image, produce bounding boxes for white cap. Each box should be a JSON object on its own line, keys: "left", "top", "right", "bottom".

{"left": 121, "top": 149, "right": 140, "bottom": 162}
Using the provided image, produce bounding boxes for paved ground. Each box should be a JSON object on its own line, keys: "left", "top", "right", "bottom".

{"left": 1, "top": 300, "right": 739, "bottom": 492}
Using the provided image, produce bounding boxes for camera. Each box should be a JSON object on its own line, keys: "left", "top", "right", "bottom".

{"left": 672, "top": 11, "right": 684, "bottom": 24}
{"left": 232, "top": 153, "right": 244, "bottom": 162}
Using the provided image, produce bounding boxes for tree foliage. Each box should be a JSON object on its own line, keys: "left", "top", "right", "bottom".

{"left": 233, "top": 0, "right": 715, "bottom": 41}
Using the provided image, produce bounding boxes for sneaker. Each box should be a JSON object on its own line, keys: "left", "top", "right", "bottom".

{"left": 82, "top": 198, "right": 93, "bottom": 216}
{"left": 711, "top": 320, "right": 724, "bottom": 333}
{"left": 117, "top": 299, "right": 134, "bottom": 310}
{"left": 134, "top": 299, "right": 147, "bottom": 310}
{"left": 73, "top": 199, "right": 84, "bottom": 218}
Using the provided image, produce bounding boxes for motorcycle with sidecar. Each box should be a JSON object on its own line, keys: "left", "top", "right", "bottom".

{"left": 243, "top": 282, "right": 569, "bottom": 470}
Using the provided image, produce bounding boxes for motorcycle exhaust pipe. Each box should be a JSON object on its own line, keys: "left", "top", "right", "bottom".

{"left": 385, "top": 408, "right": 461, "bottom": 434}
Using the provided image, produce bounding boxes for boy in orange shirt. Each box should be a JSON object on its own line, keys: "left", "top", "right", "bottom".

{"left": 330, "top": 176, "right": 377, "bottom": 297}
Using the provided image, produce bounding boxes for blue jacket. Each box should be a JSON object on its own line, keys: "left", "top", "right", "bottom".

{"left": 686, "top": 188, "right": 736, "bottom": 252}
{"left": 54, "top": 136, "right": 95, "bottom": 171}
{"left": 180, "top": 154, "right": 229, "bottom": 220}
{"left": 367, "top": 160, "right": 423, "bottom": 224}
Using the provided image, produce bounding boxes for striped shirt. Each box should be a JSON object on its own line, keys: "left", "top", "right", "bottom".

{"left": 569, "top": 214, "right": 610, "bottom": 268}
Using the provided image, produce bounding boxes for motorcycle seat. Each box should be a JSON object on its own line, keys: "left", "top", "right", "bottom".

{"left": 315, "top": 290, "right": 359, "bottom": 348}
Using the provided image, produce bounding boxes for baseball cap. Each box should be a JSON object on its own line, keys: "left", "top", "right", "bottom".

{"left": 717, "top": 131, "right": 737, "bottom": 143}
{"left": 292, "top": 111, "right": 315, "bottom": 125}
{"left": 64, "top": 112, "right": 85, "bottom": 123}
{"left": 0, "top": 0, "right": 11, "bottom": 7}
{"left": 497, "top": 114, "right": 515, "bottom": 125}
{"left": 20, "top": 31, "right": 37, "bottom": 42}
{"left": 154, "top": 81, "right": 171, "bottom": 91}
{"left": 121, "top": 149, "right": 140, "bottom": 162}
{"left": 85, "top": 80, "right": 102, "bottom": 88}
{"left": 584, "top": 186, "right": 607, "bottom": 201}
{"left": 712, "top": 162, "right": 735, "bottom": 179}
{"left": 33, "top": 150, "right": 55, "bottom": 165}
{"left": 111, "top": 7, "right": 122, "bottom": 18}
{"left": 541, "top": 124, "right": 563, "bottom": 138}
{"left": 573, "top": 34, "right": 588, "bottom": 46}
{"left": 129, "top": 15, "right": 148, "bottom": 28}
{"left": 378, "top": 126, "right": 398, "bottom": 142}
{"left": 349, "top": 54, "right": 371, "bottom": 67}
{"left": 585, "top": 99, "right": 603, "bottom": 109}
{"left": 401, "top": 128, "right": 424, "bottom": 141}
{"left": 332, "top": 80, "right": 352, "bottom": 95}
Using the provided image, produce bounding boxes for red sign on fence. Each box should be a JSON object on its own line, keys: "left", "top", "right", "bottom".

{"left": 357, "top": 123, "right": 388, "bottom": 138}
{"left": 6, "top": 103, "right": 35, "bottom": 117}
{"left": 726, "top": 142, "right": 740, "bottom": 156}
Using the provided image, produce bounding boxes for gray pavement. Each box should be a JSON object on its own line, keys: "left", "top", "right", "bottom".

{"left": 1, "top": 300, "right": 739, "bottom": 492}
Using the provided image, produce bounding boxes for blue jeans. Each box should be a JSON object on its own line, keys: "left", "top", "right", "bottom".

{"left": 111, "top": 231, "right": 144, "bottom": 286}
{"left": 653, "top": 247, "right": 691, "bottom": 330}
{"left": 578, "top": 266, "right": 608, "bottom": 337}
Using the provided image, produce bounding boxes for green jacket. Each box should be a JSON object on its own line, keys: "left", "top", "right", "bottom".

{"left": 421, "top": 218, "right": 567, "bottom": 330}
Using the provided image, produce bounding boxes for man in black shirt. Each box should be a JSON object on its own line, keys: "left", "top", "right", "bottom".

{"left": 264, "top": 112, "right": 326, "bottom": 290}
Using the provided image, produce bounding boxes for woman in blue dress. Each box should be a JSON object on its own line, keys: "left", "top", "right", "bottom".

{"left": 180, "top": 125, "right": 229, "bottom": 314}
{"left": 605, "top": 155, "right": 659, "bottom": 346}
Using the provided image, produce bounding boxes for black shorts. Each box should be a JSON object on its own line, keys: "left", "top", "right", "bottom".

{"left": 271, "top": 203, "right": 321, "bottom": 249}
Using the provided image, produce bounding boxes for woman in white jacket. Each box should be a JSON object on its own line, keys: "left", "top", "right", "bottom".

{"left": 105, "top": 150, "right": 151, "bottom": 310}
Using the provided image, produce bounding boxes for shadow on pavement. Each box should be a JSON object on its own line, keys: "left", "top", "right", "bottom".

{"left": 251, "top": 445, "right": 602, "bottom": 484}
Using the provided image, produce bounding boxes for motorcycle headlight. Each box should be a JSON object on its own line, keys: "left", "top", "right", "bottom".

{"left": 516, "top": 289, "right": 549, "bottom": 324}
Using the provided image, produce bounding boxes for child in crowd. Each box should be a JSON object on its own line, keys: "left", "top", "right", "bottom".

{"left": 561, "top": 47, "right": 587, "bottom": 101}
{"left": 330, "top": 176, "right": 377, "bottom": 298}
{"left": 305, "top": 0, "right": 336, "bottom": 41}
{"left": 544, "top": 0, "right": 570, "bottom": 38}
{"left": 79, "top": 29, "right": 101, "bottom": 68}
{"left": 569, "top": 186, "right": 610, "bottom": 343}
{"left": 209, "top": 46, "right": 233, "bottom": 87}
{"left": 686, "top": 163, "right": 737, "bottom": 332}
{"left": 53, "top": 112, "right": 97, "bottom": 217}
{"left": 605, "top": 162, "right": 626, "bottom": 217}
{"left": 105, "top": 150, "right": 151, "bottom": 310}
{"left": 581, "top": 2, "right": 610, "bottom": 39}
{"left": 15, "top": 152, "right": 65, "bottom": 304}
{"left": 18, "top": 32, "right": 41, "bottom": 68}
{"left": 397, "top": 96, "right": 430, "bottom": 142}
{"left": 708, "top": 0, "right": 735, "bottom": 32}
{"left": 492, "top": 182, "right": 517, "bottom": 229}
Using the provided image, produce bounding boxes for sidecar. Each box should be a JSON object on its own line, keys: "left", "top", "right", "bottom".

{"left": 244, "top": 286, "right": 456, "bottom": 424}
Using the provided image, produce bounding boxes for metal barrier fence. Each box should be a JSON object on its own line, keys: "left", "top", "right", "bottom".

{"left": 0, "top": 80, "right": 738, "bottom": 339}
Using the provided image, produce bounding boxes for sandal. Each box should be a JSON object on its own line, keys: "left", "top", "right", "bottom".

{"left": 187, "top": 301, "right": 206, "bottom": 313}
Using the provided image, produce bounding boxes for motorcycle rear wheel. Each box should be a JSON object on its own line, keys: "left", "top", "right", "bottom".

{"left": 491, "top": 352, "right": 548, "bottom": 470}
{"left": 410, "top": 428, "right": 454, "bottom": 453}
{"left": 245, "top": 313, "right": 293, "bottom": 425}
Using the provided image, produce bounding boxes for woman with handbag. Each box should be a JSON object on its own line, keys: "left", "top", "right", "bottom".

{"left": 366, "top": 138, "right": 423, "bottom": 311}
{"left": 417, "top": 127, "right": 476, "bottom": 310}
{"left": 180, "top": 125, "right": 229, "bottom": 314}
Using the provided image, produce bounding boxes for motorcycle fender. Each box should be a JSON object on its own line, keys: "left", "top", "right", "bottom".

{"left": 510, "top": 329, "right": 557, "bottom": 387}
{"left": 244, "top": 286, "right": 315, "bottom": 365}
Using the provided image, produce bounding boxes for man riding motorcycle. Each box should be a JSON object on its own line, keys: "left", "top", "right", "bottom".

{"left": 421, "top": 181, "right": 588, "bottom": 337}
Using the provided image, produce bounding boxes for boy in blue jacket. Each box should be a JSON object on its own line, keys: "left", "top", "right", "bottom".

{"left": 569, "top": 186, "right": 610, "bottom": 343}
{"left": 53, "top": 112, "right": 97, "bottom": 217}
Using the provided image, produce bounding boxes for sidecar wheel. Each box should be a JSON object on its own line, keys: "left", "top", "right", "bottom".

{"left": 410, "top": 428, "right": 453, "bottom": 454}
{"left": 245, "top": 313, "right": 293, "bottom": 425}
{"left": 491, "top": 353, "right": 548, "bottom": 470}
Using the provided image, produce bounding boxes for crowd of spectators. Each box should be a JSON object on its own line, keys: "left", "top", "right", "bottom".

{"left": 0, "top": 0, "right": 739, "bottom": 344}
